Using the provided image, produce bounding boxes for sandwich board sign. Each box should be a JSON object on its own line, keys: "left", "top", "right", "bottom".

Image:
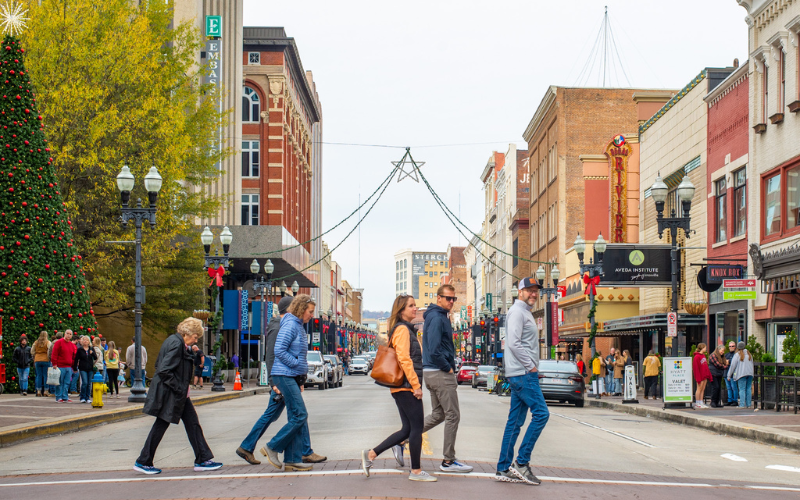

{"left": 663, "top": 357, "right": 693, "bottom": 407}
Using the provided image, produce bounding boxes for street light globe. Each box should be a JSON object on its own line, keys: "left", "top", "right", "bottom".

{"left": 550, "top": 264, "right": 560, "bottom": 283}
{"left": 279, "top": 281, "right": 287, "bottom": 293}
{"left": 143, "top": 166, "right": 163, "bottom": 193}
{"left": 594, "top": 232, "right": 607, "bottom": 254}
{"left": 574, "top": 233, "right": 586, "bottom": 255}
{"left": 535, "top": 265, "right": 546, "bottom": 283}
{"left": 327, "top": 308, "right": 333, "bottom": 317}
{"left": 650, "top": 174, "right": 668, "bottom": 204}
{"left": 512, "top": 287, "right": 519, "bottom": 299}
{"left": 291, "top": 281, "right": 300, "bottom": 293}
{"left": 116, "top": 165, "right": 135, "bottom": 192}
{"left": 200, "top": 226, "right": 214, "bottom": 246}
{"left": 219, "top": 226, "right": 233, "bottom": 246}
{"left": 264, "top": 259, "right": 275, "bottom": 275}
{"left": 249, "top": 259, "right": 260, "bottom": 274}
{"left": 677, "top": 175, "right": 696, "bottom": 203}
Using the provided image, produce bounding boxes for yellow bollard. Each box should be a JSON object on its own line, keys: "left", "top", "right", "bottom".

{"left": 91, "top": 372, "right": 104, "bottom": 408}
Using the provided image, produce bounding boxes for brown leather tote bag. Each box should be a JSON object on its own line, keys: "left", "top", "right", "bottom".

{"left": 370, "top": 328, "right": 405, "bottom": 388}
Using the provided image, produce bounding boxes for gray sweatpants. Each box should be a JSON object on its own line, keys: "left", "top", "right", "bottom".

{"left": 422, "top": 369, "right": 461, "bottom": 461}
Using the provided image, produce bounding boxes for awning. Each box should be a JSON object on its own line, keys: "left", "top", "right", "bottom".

{"left": 603, "top": 313, "right": 705, "bottom": 332}
{"left": 750, "top": 242, "right": 800, "bottom": 293}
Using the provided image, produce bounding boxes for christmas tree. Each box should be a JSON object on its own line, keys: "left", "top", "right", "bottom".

{"left": 0, "top": 3, "right": 96, "bottom": 393}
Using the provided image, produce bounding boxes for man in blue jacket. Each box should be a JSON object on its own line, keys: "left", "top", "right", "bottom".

{"left": 421, "top": 284, "right": 473, "bottom": 473}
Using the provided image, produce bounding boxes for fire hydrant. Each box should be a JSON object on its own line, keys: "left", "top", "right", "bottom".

{"left": 91, "top": 371, "right": 105, "bottom": 408}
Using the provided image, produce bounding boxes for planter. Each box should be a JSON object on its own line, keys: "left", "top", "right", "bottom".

{"left": 685, "top": 301, "right": 707, "bottom": 315}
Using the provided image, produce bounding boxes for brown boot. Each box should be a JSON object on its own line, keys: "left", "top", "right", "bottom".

{"left": 302, "top": 452, "right": 327, "bottom": 463}
{"left": 236, "top": 447, "right": 261, "bottom": 465}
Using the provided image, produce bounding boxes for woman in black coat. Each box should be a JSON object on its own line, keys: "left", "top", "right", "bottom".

{"left": 134, "top": 317, "right": 221, "bottom": 475}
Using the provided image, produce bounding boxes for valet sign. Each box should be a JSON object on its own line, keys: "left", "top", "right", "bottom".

{"left": 663, "top": 357, "right": 693, "bottom": 403}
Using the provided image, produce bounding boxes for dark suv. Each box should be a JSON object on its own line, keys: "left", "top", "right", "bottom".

{"left": 537, "top": 360, "right": 585, "bottom": 407}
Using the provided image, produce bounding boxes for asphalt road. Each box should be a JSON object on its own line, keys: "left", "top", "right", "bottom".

{"left": 0, "top": 374, "right": 799, "bottom": 499}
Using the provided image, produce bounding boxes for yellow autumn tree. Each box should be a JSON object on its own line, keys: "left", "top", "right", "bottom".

{"left": 22, "top": 0, "right": 230, "bottom": 330}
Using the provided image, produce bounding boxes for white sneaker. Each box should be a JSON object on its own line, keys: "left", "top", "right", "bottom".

{"left": 392, "top": 444, "right": 405, "bottom": 467}
{"left": 440, "top": 459, "right": 473, "bottom": 473}
{"left": 409, "top": 470, "right": 437, "bottom": 482}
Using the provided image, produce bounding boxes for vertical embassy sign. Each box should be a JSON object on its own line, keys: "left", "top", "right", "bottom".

{"left": 205, "top": 16, "right": 222, "bottom": 170}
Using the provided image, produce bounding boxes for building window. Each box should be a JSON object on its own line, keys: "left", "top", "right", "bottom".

{"left": 248, "top": 52, "right": 260, "bottom": 65}
{"left": 762, "top": 65, "right": 769, "bottom": 123}
{"left": 242, "top": 194, "right": 259, "bottom": 226}
{"left": 242, "top": 86, "right": 261, "bottom": 123}
{"left": 513, "top": 238, "right": 519, "bottom": 268}
{"left": 764, "top": 173, "right": 781, "bottom": 237}
{"left": 779, "top": 49, "right": 786, "bottom": 111}
{"left": 715, "top": 178, "right": 727, "bottom": 243}
{"left": 242, "top": 140, "right": 260, "bottom": 177}
{"left": 787, "top": 165, "right": 800, "bottom": 230}
{"left": 733, "top": 168, "right": 746, "bottom": 237}
{"left": 404, "top": 259, "right": 407, "bottom": 268}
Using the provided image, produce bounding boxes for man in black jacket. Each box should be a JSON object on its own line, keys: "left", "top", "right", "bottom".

{"left": 420, "top": 284, "right": 473, "bottom": 473}
{"left": 12, "top": 334, "right": 32, "bottom": 395}
{"left": 236, "top": 296, "right": 326, "bottom": 467}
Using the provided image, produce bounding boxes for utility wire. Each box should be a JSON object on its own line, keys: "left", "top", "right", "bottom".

{"left": 313, "top": 140, "right": 521, "bottom": 149}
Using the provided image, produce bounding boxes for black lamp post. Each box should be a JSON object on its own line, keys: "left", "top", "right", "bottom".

{"left": 201, "top": 225, "right": 233, "bottom": 392}
{"left": 575, "top": 233, "right": 607, "bottom": 359}
{"left": 651, "top": 174, "right": 695, "bottom": 347}
{"left": 536, "top": 263, "right": 561, "bottom": 359}
{"left": 116, "top": 165, "right": 162, "bottom": 403}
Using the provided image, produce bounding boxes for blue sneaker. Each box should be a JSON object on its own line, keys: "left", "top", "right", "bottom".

{"left": 194, "top": 460, "right": 222, "bottom": 472}
{"left": 133, "top": 462, "right": 162, "bottom": 475}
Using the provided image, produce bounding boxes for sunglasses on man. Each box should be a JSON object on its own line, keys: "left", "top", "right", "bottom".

{"left": 438, "top": 295, "right": 457, "bottom": 302}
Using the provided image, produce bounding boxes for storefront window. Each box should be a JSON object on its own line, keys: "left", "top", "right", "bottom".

{"left": 764, "top": 174, "right": 781, "bottom": 237}
{"left": 787, "top": 165, "right": 800, "bottom": 230}
{"left": 769, "top": 322, "right": 799, "bottom": 362}
{"left": 733, "top": 168, "right": 746, "bottom": 237}
{"left": 715, "top": 178, "right": 727, "bottom": 242}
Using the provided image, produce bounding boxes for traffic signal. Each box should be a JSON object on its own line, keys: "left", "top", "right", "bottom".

{"left": 312, "top": 318, "right": 320, "bottom": 333}
{"left": 493, "top": 315, "right": 499, "bottom": 325}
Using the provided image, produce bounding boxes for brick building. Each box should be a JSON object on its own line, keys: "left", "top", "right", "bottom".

{"left": 704, "top": 62, "right": 749, "bottom": 348}
{"left": 445, "top": 245, "right": 468, "bottom": 319}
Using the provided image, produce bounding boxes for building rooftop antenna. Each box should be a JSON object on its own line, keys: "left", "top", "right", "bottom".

{"left": 573, "top": 6, "right": 631, "bottom": 88}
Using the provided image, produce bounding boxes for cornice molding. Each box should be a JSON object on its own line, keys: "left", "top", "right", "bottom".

{"left": 523, "top": 86, "right": 557, "bottom": 143}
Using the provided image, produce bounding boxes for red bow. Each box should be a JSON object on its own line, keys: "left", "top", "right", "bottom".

{"left": 583, "top": 273, "right": 601, "bottom": 295}
{"left": 208, "top": 266, "right": 225, "bottom": 287}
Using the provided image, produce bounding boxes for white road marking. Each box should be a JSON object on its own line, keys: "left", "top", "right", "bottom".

{"left": 3, "top": 468, "right": 798, "bottom": 491}
{"left": 551, "top": 412, "right": 655, "bottom": 448}
{"left": 721, "top": 454, "right": 748, "bottom": 462}
{"left": 766, "top": 465, "right": 800, "bottom": 473}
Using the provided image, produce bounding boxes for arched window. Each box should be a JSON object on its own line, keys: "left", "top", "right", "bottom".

{"left": 243, "top": 86, "right": 260, "bottom": 123}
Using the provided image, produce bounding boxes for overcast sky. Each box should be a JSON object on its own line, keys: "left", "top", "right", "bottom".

{"left": 242, "top": 0, "right": 749, "bottom": 312}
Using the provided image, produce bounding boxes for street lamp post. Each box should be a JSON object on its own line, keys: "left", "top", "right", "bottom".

{"left": 536, "top": 264, "right": 561, "bottom": 360}
{"left": 651, "top": 174, "right": 695, "bottom": 352}
{"left": 250, "top": 259, "right": 274, "bottom": 387}
{"left": 201, "top": 225, "right": 233, "bottom": 392}
{"left": 575, "top": 233, "right": 607, "bottom": 359}
{"left": 116, "top": 165, "right": 163, "bottom": 403}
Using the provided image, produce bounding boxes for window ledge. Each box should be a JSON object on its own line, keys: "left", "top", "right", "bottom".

{"left": 730, "top": 233, "right": 747, "bottom": 244}
{"left": 769, "top": 112, "right": 785, "bottom": 124}
{"left": 753, "top": 123, "right": 767, "bottom": 134}
{"left": 712, "top": 240, "right": 728, "bottom": 249}
{"left": 788, "top": 101, "right": 800, "bottom": 113}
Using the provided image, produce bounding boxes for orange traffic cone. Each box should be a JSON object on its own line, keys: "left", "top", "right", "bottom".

{"left": 233, "top": 371, "right": 243, "bottom": 391}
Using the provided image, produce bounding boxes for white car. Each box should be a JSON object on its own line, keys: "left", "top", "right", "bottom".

{"left": 349, "top": 356, "right": 369, "bottom": 375}
{"left": 324, "top": 355, "right": 344, "bottom": 388}
{"left": 306, "top": 351, "right": 330, "bottom": 390}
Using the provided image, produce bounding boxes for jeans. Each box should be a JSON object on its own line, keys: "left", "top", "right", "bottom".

{"left": 497, "top": 371, "right": 550, "bottom": 472}
{"left": 267, "top": 376, "right": 308, "bottom": 463}
{"left": 79, "top": 371, "right": 91, "bottom": 401}
{"left": 373, "top": 391, "right": 424, "bottom": 470}
{"left": 17, "top": 367, "right": 30, "bottom": 392}
{"left": 70, "top": 369, "right": 79, "bottom": 393}
{"left": 736, "top": 376, "right": 753, "bottom": 408}
{"left": 726, "top": 375, "right": 739, "bottom": 403}
{"left": 240, "top": 389, "right": 316, "bottom": 456}
{"left": 34, "top": 361, "right": 50, "bottom": 392}
{"left": 422, "top": 370, "right": 461, "bottom": 461}
{"left": 137, "top": 399, "right": 213, "bottom": 466}
{"left": 605, "top": 372, "right": 615, "bottom": 394}
{"left": 57, "top": 367, "right": 72, "bottom": 401}
{"left": 614, "top": 378, "right": 623, "bottom": 394}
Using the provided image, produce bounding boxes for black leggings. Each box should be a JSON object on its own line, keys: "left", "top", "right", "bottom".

{"left": 107, "top": 369, "right": 120, "bottom": 395}
{"left": 373, "top": 390, "right": 423, "bottom": 470}
{"left": 644, "top": 375, "right": 657, "bottom": 398}
{"left": 136, "top": 398, "right": 213, "bottom": 466}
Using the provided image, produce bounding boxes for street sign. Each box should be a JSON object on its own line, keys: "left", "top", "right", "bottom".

{"left": 205, "top": 15, "right": 222, "bottom": 37}
{"left": 240, "top": 290, "right": 249, "bottom": 331}
{"left": 536, "top": 317, "right": 543, "bottom": 330}
{"left": 707, "top": 264, "right": 743, "bottom": 283}
{"left": 485, "top": 293, "right": 493, "bottom": 312}
{"left": 312, "top": 332, "right": 320, "bottom": 346}
{"left": 667, "top": 311, "right": 677, "bottom": 337}
{"left": 499, "top": 327, "right": 506, "bottom": 340}
{"left": 467, "top": 305, "right": 472, "bottom": 318}
{"left": 724, "top": 290, "right": 757, "bottom": 300}
{"left": 663, "top": 357, "right": 693, "bottom": 403}
{"left": 723, "top": 279, "right": 756, "bottom": 288}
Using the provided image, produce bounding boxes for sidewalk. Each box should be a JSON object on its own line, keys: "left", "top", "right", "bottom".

{"left": 585, "top": 391, "right": 800, "bottom": 451}
{"left": 0, "top": 381, "right": 269, "bottom": 448}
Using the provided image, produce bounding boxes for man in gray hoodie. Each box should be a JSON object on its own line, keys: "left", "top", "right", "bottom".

{"left": 495, "top": 277, "right": 549, "bottom": 486}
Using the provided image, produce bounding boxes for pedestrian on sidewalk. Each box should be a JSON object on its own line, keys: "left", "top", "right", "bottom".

{"left": 728, "top": 341, "right": 755, "bottom": 410}
{"left": 47, "top": 331, "right": 63, "bottom": 397}
{"left": 420, "top": 284, "right": 473, "bottom": 473}
{"left": 260, "top": 294, "right": 316, "bottom": 473}
{"left": 126, "top": 337, "right": 148, "bottom": 384}
{"left": 32, "top": 331, "right": 52, "bottom": 397}
{"left": 575, "top": 354, "right": 585, "bottom": 381}
{"left": 708, "top": 345, "right": 727, "bottom": 408}
{"left": 693, "top": 343, "right": 712, "bottom": 409}
{"left": 642, "top": 350, "right": 660, "bottom": 399}
{"left": 105, "top": 341, "right": 121, "bottom": 398}
{"left": 495, "top": 278, "right": 549, "bottom": 486}
{"left": 12, "top": 334, "right": 32, "bottom": 395}
{"left": 613, "top": 351, "right": 624, "bottom": 396}
{"left": 724, "top": 341, "right": 739, "bottom": 406}
{"left": 592, "top": 351, "right": 606, "bottom": 395}
{"left": 70, "top": 335, "right": 81, "bottom": 396}
{"left": 192, "top": 345, "right": 204, "bottom": 390}
{"left": 361, "top": 294, "right": 436, "bottom": 482}
{"left": 75, "top": 336, "right": 97, "bottom": 403}
{"left": 134, "top": 317, "right": 221, "bottom": 475}
{"left": 604, "top": 348, "right": 616, "bottom": 396}
{"left": 237, "top": 296, "right": 326, "bottom": 467}
{"left": 50, "top": 329, "right": 76, "bottom": 403}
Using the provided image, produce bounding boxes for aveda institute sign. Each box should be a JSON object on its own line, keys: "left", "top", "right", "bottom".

{"left": 600, "top": 244, "right": 674, "bottom": 287}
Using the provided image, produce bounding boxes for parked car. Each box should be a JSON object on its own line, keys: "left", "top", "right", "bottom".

{"left": 538, "top": 360, "right": 585, "bottom": 407}
{"left": 324, "top": 355, "right": 344, "bottom": 388}
{"left": 471, "top": 365, "right": 497, "bottom": 388}
{"left": 457, "top": 364, "right": 478, "bottom": 385}
{"left": 306, "top": 350, "right": 330, "bottom": 390}
{"left": 349, "top": 356, "right": 370, "bottom": 375}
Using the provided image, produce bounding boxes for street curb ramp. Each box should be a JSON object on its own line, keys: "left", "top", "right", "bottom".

{"left": 0, "top": 386, "right": 269, "bottom": 448}
{"left": 587, "top": 399, "right": 800, "bottom": 452}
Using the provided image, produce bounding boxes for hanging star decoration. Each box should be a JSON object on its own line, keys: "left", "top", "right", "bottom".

{"left": 0, "top": 1, "right": 27, "bottom": 36}
{"left": 393, "top": 147, "right": 425, "bottom": 183}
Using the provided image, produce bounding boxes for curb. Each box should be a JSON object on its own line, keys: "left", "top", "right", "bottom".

{"left": 0, "top": 386, "right": 269, "bottom": 448}
{"left": 586, "top": 399, "right": 800, "bottom": 451}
